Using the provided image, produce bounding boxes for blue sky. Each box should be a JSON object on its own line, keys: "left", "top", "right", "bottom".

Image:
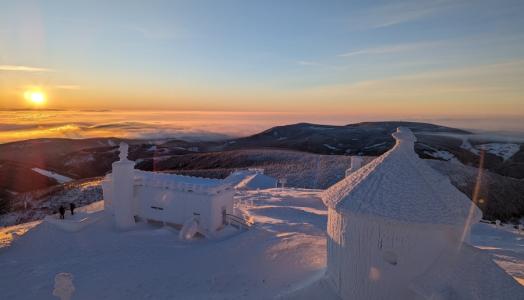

{"left": 1, "top": 0, "right": 523, "bottom": 117}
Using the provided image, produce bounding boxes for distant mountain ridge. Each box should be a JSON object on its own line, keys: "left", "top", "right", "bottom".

{"left": 1, "top": 121, "right": 523, "bottom": 222}
{"left": 223, "top": 121, "right": 471, "bottom": 156}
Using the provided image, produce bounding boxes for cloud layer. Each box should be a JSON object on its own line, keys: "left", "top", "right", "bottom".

{"left": 0, "top": 65, "right": 53, "bottom": 72}
{"left": 1, "top": 110, "right": 523, "bottom": 144}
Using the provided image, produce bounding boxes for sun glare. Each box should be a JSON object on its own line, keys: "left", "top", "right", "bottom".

{"left": 24, "top": 90, "right": 47, "bottom": 106}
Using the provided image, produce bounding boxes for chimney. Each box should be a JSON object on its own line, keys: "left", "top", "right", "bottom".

{"left": 345, "top": 156, "right": 363, "bottom": 177}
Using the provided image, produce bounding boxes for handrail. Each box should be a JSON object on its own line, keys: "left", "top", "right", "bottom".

{"left": 226, "top": 213, "right": 253, "bottom": 225}
{"left": 225, "top": 213, "right": 253, "bottom": 229}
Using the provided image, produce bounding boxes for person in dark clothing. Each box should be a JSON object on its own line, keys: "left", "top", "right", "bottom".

{"left": 70, "top": 203, "right": 76, "bottom": 215}
{"left": 59, "top": 205, "right": 65, "bottom": 219}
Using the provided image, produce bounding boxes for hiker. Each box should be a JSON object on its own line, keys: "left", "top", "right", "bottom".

{"left": 70, "top": 203, "right": 76, "bottom": 215}
{"left": 59, "top": 205, "right": 66, "bottom": 219}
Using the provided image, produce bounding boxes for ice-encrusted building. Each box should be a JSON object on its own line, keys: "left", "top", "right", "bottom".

{"left": 322, "top": 127, "right": 524, "bottom": 299}
{"left": 102, "top": 143, "right": 235, "bottom": 235}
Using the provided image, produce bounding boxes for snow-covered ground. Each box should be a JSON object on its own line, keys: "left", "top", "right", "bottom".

{"left": 0, "top": 188, "right": 522, "bottom": 299}
{"left": 0, "top": 179, "right": 102, "bottom": 227}
{"left": 31, "top": 168, "right": 73, "bottom": 184}
{"left": 460, "top": 139, "right": 520, "bottom": 161}
{"left": 476, "top": 143, "right": 520, "bottom": 161}
{"left": 461, "top": 138, "right": 481, "bottom": 155}
{"left": 424, "top": 150, "right": 459, "bottom": 163}
{"left": 235, "top": 173, "right": 278, "bottom": 190}
{"left": 471, "top": 222, "right": 524, "bottom": 285}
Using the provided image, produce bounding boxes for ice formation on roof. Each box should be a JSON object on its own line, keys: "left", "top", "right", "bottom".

{"left": 132, "top": 170, "right": 233, "bottom": 195}
{"left": 322, "top": 127, "right": 481, "bottom": 225}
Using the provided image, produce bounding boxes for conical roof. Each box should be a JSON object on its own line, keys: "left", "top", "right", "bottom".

{"left": 322, "top": 127, "right": 481, "bottom": 225}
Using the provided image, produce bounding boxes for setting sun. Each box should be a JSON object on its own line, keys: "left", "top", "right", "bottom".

{"left": 24, "top": 90, "right": 46, "bottom": 106}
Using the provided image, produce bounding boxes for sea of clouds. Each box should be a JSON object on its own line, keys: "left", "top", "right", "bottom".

{"left": 0, "top": 109, "right": 523, "bottom": 144}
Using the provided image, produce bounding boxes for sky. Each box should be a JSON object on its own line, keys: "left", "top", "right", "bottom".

{"left": 1, "top": 0, "right": 524, "bottom": 119}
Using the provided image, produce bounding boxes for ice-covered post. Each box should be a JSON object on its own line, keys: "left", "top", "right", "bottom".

{"left": 279, "top": 178, "right": 287, "bottom": 190}
{"left": 112, "top": 142, "right": 135, "bottom": 229}
{"left": 346, "top": 156, "right": 363, "bottom": 177}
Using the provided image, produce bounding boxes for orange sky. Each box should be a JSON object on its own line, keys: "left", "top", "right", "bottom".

{"left": 1, "top": 1, "right": 523, "bottom": 119}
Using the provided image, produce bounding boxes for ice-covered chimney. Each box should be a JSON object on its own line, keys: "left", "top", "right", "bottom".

{"left": 111, "top": 142, "right": 136, "bottom": 229}
{"left": 345, "top": 156, "right": 363, "bottom": 177}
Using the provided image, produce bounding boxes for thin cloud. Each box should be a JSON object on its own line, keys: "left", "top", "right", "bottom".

{"left": 297, "top": 60, "right": 347, "bottom": 71}
{"left": 293, "top": 60, "right": 524, "bottom": 102}
{"left": 0, "top": 65, "right": 53, "bottom": 72}
{"left": 297, "top": 60, "right": 333, "bottom": 68}
{"left": 348, "top": 0, "right": 460, "bottom": 30}
{"left": 55, "top": 85, "right": 81, "bottom": 90}
{"left": 338, "top": 41, "right": 440, "bottom": 57}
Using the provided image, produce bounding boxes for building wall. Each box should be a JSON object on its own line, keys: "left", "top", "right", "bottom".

{"left": 101, "top": 176, "right": 113, "bottom": 212}
{"left": 111, "top": 160, "right": 136, "bottom": 229}
{"left": 102, "top": 171, "right": 235, "bottom": 233}
{"left": 327, "top": 209, "right": 463, "bottom": 299}
{"left": 208, "top": 189, "right": 235, "bottom": 231}
{"left": 132, "top": 185, "right": 233, "bottom": 233}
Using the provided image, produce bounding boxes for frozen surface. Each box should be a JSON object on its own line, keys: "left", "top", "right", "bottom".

{"left": 460, "top": 138, "right": 480, "bottom": 155}
{"left": 0, "top": 179, "right": 103, "bottom": 227}
{"left": 0, "top": 190, "right": 521, "bottom": 299}
{"left": 31, "top": 168, "right": 73, "bottom": 184}
{"left": 410, "top": 242, "right": 524, "bottom": 299}
{"left": 236, "top": 173, "right": 278, "bottom": 190}
{"left": 323, "top": 128, "right": 478, "bottom": 225}
{"left": 0, "top": 189, "right": 326, "bottom": 300}
{"left": 135, "top": 170, "right": 226, "bottom": 187}
{"left": 424, "top": 150, "right": 458, "bottom": 162}
{"left": 476, "top": 143, "right": 520, "bottom": 161}
{"left": 471, "top": 222, "right": 524, "bottom": 285}
{"left": 460, "top": 139, "right": 520, "bottom": 161}
{"left": 179, "top": 217, "right": 200, "bottom": 240}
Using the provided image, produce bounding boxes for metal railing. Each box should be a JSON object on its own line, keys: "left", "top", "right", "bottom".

{"left": 226, "top": 213, "right": 254, "bottom": 230}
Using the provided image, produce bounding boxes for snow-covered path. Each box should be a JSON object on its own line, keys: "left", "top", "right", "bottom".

{"left": 0, "top": 188, "right": 522, "bottom": 299}
{"left": 31, "top": 168, "right": 73, "bottom": 184}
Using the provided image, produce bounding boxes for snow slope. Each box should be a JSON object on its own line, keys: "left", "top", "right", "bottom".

{"left": 471, "top": 222, "right": 524, "bottom": 285}
{"left": 31, "top": 168, "right": 73, "bottom": 184}
{"left": 476, "top": 143, "right": 520, "bottom": 161}
{"left": 0, "top": 189, "right": 522, "bottom": 299}
{"left": 0, "top": 179, "right": 102, "bottom": 227}
{"left": 460, "top": 139, "right": 520, "bottom": 161}
{"left": 424, "top": 150, "right": 458, "bottom": 162}
{"left": 0, "top": 189, "right": 326, "bottom": 299}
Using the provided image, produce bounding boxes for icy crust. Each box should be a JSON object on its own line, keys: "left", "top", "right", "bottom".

{"left": 322, "top": 127, "right": 480, "bottom": 226}
{"left": 410, "top": 243, "right": 524, "bottom": 299}
{"left": 133, "top": 170, "right": 233, "bottom": 195}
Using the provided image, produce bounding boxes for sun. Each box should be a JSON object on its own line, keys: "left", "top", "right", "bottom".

{"left": 24, "top": 90, "right": 47, "bottom": 106}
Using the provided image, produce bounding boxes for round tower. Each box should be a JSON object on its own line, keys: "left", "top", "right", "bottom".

{"left": 112, "top": 142, "right": 136, "bottom": 229}
{"left": 322, "top": 127, "right": 482, "bottom": 299}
